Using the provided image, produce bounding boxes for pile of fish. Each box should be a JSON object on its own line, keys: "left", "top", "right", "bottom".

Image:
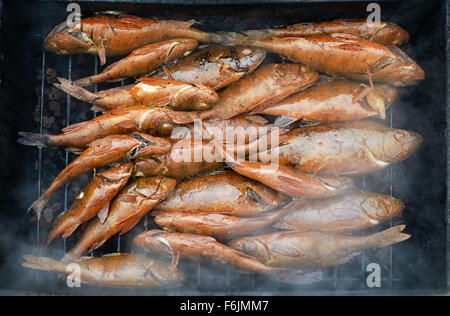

{"left": 19, "top": 15, "right": 423, "bottom": 289}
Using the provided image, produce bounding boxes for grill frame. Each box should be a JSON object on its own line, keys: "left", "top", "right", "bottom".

{"left": 0, "top": 0, "right": 447, "bottom": 295}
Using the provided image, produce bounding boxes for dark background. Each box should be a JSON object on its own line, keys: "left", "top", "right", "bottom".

{"left": 0, "top": 0, "right": 447, "bottom": 295}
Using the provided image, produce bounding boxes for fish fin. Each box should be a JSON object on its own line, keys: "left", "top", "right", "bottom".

{"left": 276, "top": 175, "right": 306, "bottom": 196}
{"left": 62, "top": 121, "right": 84, "bottom": 133}
{"left": 97, "top": 203, "right": 110, "bottom": 224}
{"left": 66, "top": 147, "right": 84, "bottom": 155}
{"left": 276, "top": 270, "right": 323, "bottom": 285}
{"left": 17, "top": 132, "right": 49, "bottom": 148}
{"left": 98, "top": 41, "right": 107, "bottom": 66}
{"left": 168, "top": 251, "right": 180, "bottom": 273}
{"left": 274, "top": 115, "right": 299, "bottom": 128}
{"left": 61, "top": 223, "right": 80, "bottom": 239}
{"left": 161, "top": 65, "right": 176, "bottom": 81}
{"left": 92, "top": 239, "right": 108, "bottom": 251}
{"left": 120, "top": 216, "right": 142, "bottom": 235}
{"left": 243, "top": 115, "right": 269, "bottom": 125}
{"left": 137, "top": 77, "right": 175, "bottom": 86}
{"left": 54, "top": 77, "right": 99, "bottom": 104}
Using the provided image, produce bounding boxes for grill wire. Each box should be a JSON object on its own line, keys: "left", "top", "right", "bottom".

{"left": 33, "top": 36, "right": 401, "bottom": 293}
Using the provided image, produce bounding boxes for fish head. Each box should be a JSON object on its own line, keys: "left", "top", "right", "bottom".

{"left": 366, "top": 128, "right": 423, "bottom": 163}
{"left": 372, "top": 23, "right": 410, "bottom": 46}
{"left": 229, "top": 46, "right": 267, "bottom": 73}
{"left": 44, "top": 21, "right": 94, "bottom": 55}
{"left": 372, "top": 47, "right": 425, "bottom": 87}
{"left": 133, "top": 176, "right": 177, "bottom": 202}
{"left": 128, "top": 133, "right": 172, "bottom": 160}
{"left": 133, "top": 230, "right": 173, "bottom": 256}
{"left": 360, "top": 192, "right": 405, "bottom": 222}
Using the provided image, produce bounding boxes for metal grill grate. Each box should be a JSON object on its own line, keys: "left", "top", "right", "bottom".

{"left": 33, "top": 38, "right": 401, "bottom": 294}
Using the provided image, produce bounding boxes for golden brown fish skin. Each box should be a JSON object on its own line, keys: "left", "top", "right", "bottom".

{"left": 22, "top": 253, "right": 184, "bottom": 288}
{"left": 133, "top": 230, "right": 287, "bottom": 275}
{"left": 55, "top": 77, "right": 218, "bottom": 112}
{"left": 257, "top": 120, "right": 423, "bottom": 175}
{"left": 229, "top": 225, "right": 411, "bottom": 269}
{"left": 153, "top": 45, "right": 267, "bottom": 90}
{"left": 244, "top": 19, "right": 410, "bottom": 46}
{"left": 46, "top": 162, "right": 134, "bottom": 246}
{"left": 254, "top": 79, "right": 397, "bottom": 123}
{"left": 274, "top": 190, "right": 405, "bottom": 232}
{"left": 154, "top": 171, "right": 285, "bottom": 216}
{"left": 63, "top": 177, "right": 177, "bottom": 261}
{"left": 155, "top": 208, "right": 285, "bottom": 241}
{"left": 27, "top": 133, "right": 171, "bottom": 217}
{"left": 44, "top": 15, "right": 212, "bottom": 65}
{"left": 75, "top": 39, "right": 198, "bottom": 86}
{"left": 18, "top": 106, "right": 191, "bottom": 149}
{"left": 234, "top": 35, "right": 424, "bottom": 87}
{"left": 134, "top": 139, "right": 226, "bottom": 180}
{"left": 179, "top": 63, "right": 319, "bottom": 122}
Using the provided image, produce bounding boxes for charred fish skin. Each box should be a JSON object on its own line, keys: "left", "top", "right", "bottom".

{"left": 23, "top": 253, "right": 184, "bottom": 288}
{"left": 75, "top": 38, "right": 199, "bottom": 86}
{"left": 154, "top": 171, "right": 285, "bottom": 216}
{"left": 244, "top": 19, "right": 410, "bottom": 46}
{"left": 44, "top": 15, "right": 212, "bottom": 65}
{"left": 229, "top": 225, "right": 411, "bottom": 269}
{"left": 63, "top": 176, "right": 177, "bottom": 261}
{"left": 274, "top": 190, "right": 405, "bottom": 232}
{"left": 257, "top": 120, "right": 423, "bottom": 175}
{"left": 133, "top": 230, "right": 288, "bottom": 275}
{"left": 45, "top": 162, "right": 134, "bottom": 246}
{"left": 153, "top": 45, "right": 267, "bottom": 90}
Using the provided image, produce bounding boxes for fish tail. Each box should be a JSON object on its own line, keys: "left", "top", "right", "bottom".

{"left": 367, "top": 225, "right": 411, "bottom": 248}
{"left": 54, "top": 77, "right": 99, "bottom": 104}
{"left": 242, "top": 29, "right": 273, "bottom": 40}
{"left": 208, "top": 31, "right": 249, "bottom": 45}
{"left": 17, "top": 132, "right": 50, "bottom": 147}
{"left": 28, "top": 193, "right": 51, "bottom": 221}
{"left": 22, "top": 255, "right": 68, "bottom": 273}
{"left": 74, "top": 76, "right": 95, "bottom": 87}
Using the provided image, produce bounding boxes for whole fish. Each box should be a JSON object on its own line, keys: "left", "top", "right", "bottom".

{"left": 28, "top": 133, "right": 170, "bottom": 218}
{"left": 230, "top": 35, "right": 424, "bottom": 87}
{"left": 44, "top": 14, "right": 214, "bottom": 65}
{"left": 154, "top": 171, "right": 285, "bottom": 216}
{"left": 23, "top": 253, "right": 184, "bottom": 288}
{"left": 274, "top": 190, "right": 405, "bottom": 232}
{"left": 55, "top": 77, "right": 218, "bottom": 112}
{"left": 155, "top": 208, "right": 286, "bottom": 241}
{"left": 170, "top": 63, "right": 319, "bottom": 123}
{"left": 153, "top": 45, "right": 267, "bottom": 90}
{"left": 253, "top": 78, "right": 398, "bottom": 125}
{"left": 75, "top": 39, "right": 198, "bottom": 86}
{"left": 46, "top": 162, "right": 134, "bottom": 246}
{"left": 63, "top": 177, "right": 177, "bottom": 261}
{"left": 18, "top": 106, "right": 191, "bottom": 149}
{"left": 244, "top": 19, "right": 410, "bottom": 46}
{"left": 256, "top": 120, "right": 423, "bottom": 175}
{"left": 229, "top": 225, "right": 411, "bottom": 269}
{"left": 133, "top": 230, "right": 289, "bottom": 275}
{"left": 211, "top": 139, "right": 354, "bottom": 199}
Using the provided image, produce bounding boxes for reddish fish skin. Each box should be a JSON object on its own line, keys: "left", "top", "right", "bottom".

{"left": 257, "top": 120, "right": 423, "bottom": 175}
{"left": 55, "top": 77, "right": 218, "bottom": 112}
{"left": 22, "top": 253, "right": 184, "bottom": 288}
{"left": 169, "top": 63, "right": 319, "bottom": 123}
{"left": 154, "top": 171, "right": 285, "bottom": 216}
{"left": 229, "top": 225, "right": 411, "bottom": 269}
{"left": 27, "top": 133, "right": 171, "bottom": 217}
{"left": 63, "top": 177, "right": 177, "bottom": 261}
{"left": 155, "top": 208, "right": 285, "bottom": 241}
{"left": 153, "top": 45, "right": 267, "bottom": 90}
{"left": 18, "top": 106, "right": 191, "bottom": 149}
{"left": 45, "top": 162, "right": 134, "bottom": 246}
{"left": 133, "top": 230, "right": 287, "bottom": 275}
{"left": 44, "top": 15, "right": 212, "bottom": 65}
{"left": 75, "top": 39, "right": 198, "bottom": 86}
{"left": 274, "top": 190, "right": 405, "bottom": 233}
{"left": 235, "top": 35, "right": 424, "bottom": 87}
{"left": 254, "top": 79, "right": 397, "bottom": 122}
{"left": 244, "top": 19, "right": 410, "bottom": 46}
